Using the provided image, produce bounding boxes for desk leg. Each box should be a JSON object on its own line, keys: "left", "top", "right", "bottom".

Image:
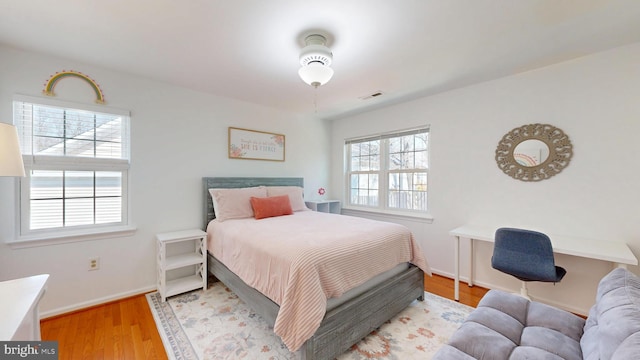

{"left": 468, "top": 238, "right": 474, "bottom": 287}
{"left": 454, "top": 235, "right": 460, "bottom": 301}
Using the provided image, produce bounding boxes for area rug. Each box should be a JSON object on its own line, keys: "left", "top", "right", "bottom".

{"left": 147, "top": 282, "right": 472, "bottom": 360}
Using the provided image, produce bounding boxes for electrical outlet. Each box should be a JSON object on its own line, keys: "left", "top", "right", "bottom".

{"left": 88, "top": 257, "right": 100, "bottom": 271}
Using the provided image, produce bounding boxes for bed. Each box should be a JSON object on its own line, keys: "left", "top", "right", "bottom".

{"left": 202, "top": 177, "right": 430, "bottom": 360}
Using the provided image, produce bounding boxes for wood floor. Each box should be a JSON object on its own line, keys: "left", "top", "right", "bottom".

{"left": 424, "top": 273, "right": 489, "bottom": 308}
{"left": 40, "top": 293, "right": 168, "bottom": 360}
{"left": 40, "top": 273, "right": 488, "bottom": 360}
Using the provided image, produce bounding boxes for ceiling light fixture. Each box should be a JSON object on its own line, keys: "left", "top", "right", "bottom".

{"left": 298, "top": 34, "right": 334, "bottom": 88}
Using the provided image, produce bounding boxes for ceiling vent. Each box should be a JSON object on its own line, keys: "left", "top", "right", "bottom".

{"left": 359, "top": 91, "right": 384, "bottom": 100}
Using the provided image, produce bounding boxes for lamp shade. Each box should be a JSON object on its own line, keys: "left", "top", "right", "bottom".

{"left": 298, "top": 63, "right": 334, "bottom": 88}
{"left": 0, "top": 123, "right": 26, "bottom": 177}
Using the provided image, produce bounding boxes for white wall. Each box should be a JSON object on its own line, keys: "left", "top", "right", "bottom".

{"left": 330, "top": 42, "right": 640, "bottom": 314}
{"left": 2, "top": 41, "right": 639, "bottom": 317}
{"left": 0, "top": 45, "right": 330, "bottom": 316}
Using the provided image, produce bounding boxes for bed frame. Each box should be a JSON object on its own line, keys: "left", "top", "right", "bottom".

{"left": 203, "top": 177, "right": 425, "bottom": 360}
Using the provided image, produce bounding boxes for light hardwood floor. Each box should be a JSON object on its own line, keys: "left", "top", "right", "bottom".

{"left": 424, "top": 273, "right": 489, "bottom": 308}
{"left": 40, "top": 274, "right": 488, "bottom": 359}
{"left": 41, "top": 293, "right": 168, "bottom": 360}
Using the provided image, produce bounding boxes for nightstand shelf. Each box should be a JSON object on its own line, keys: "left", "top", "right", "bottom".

{"left": 156, "top": 229, "right": 207, "bottom": 302}
{"left": 165, "top": 253, "right": 204, "bottom": 270}
{"left": 305, "top": 200, "right": 341, "bottom": 214}
{"left": 166, "top": 275, "right": 205, "bottom": 297}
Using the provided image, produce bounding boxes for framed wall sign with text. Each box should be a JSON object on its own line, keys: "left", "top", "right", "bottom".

{"left": 228, "top": 127, "right": 285, "bottom": 161}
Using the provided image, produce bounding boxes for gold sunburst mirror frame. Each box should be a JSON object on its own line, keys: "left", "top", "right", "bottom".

{"left": 495, "top": 123, "right": 573, "bottom": 182}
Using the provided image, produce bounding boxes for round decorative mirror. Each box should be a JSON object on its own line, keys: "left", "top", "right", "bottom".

{"left": 495, "top": 123, "right": 573, "bottom": 182}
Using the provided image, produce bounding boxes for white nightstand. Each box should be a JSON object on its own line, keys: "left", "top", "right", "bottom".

{"left": 305, "top": 200, "right": 341, "bottom": 214}
{"left": 156, "top": 229, "right": 207, "bottom": 302}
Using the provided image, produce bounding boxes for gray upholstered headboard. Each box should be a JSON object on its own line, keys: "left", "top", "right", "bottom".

{"left": 202, "top": 177, "right": 304, "bottom": 229}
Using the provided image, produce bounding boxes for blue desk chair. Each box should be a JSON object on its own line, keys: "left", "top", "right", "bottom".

{"left": 491, "top": 227, "right": 566, "bottom": 299}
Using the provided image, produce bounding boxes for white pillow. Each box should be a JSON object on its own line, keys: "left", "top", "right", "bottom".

{"left": 266, "top": 186, "right": 308, "bottom": 212}
{"left": 209, "top": 186, "right": 267, "bottom": 221}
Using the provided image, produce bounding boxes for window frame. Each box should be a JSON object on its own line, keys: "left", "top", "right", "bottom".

{"left": 344, "top": 127, "right": 430, "bottom": 218}
{"left": 11, "top": 95, "right": 135, "bottom": 247}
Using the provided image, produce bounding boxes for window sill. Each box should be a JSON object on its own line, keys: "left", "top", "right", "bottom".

{"left": 7, "top": 225, "right": 138, "bottom": 249}
{"left": 341, "top": 206, "right": 434, "bottom": 224}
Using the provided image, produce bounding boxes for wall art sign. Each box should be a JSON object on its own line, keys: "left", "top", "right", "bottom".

{"left": 228, "top": 127, "right": 285, "bottom": 161}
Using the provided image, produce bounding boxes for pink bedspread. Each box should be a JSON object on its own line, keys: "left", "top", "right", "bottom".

{"left": 206, "top": 211, "right": 430, "bottom": 352}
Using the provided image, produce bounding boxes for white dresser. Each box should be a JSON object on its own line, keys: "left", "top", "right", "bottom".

{"left": 0, "top": 274, "right": 49, "bottom": 340}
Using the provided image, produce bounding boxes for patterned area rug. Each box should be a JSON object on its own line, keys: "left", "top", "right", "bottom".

{"left": 146, "top": 282, "right": 472, "bottom": 360}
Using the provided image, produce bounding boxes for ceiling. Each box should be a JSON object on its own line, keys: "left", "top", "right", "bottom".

{"left": 1, "top": 1, "right": 640, "bottom": 120}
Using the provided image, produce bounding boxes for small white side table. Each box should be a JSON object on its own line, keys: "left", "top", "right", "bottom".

{"left": 305, "top": 200, "right": 341, "bottom": 214}
{"left": 0, "top": 274, "right": 49, "bottom": 340}
{"left": 156, "top": 229, "right": 207, "bottom": 302}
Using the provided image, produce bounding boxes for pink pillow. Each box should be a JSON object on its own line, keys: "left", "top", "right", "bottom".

{"left": 209, "top": 186, "right": 267, "bottom": 221}
{"left": 250, "top": 195, "right": 293, "bottom": 220}
{"left": 266, "top": 186, "right": 308, "bottom": 211}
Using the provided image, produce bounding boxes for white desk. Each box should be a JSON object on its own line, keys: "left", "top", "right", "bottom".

{"left": 0, "top": 274, "right": 49, "bottom": 340}
{"left": 450, "top": 225, "right": 638, "bottom": 301}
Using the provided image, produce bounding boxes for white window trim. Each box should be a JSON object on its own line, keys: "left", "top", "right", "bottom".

{"left": 11, "top": 94, "right": 136, "bottom": 246}
{"left": 341, "top": 206, "right": 434, "bottom": 223}
{"left": 7, "top": 224, "right": 138, "bottom": 249}
{"left": 344, "top": 126, "right": 430, "bottom": 217}
{"left": 13, "top": 94, "right": 130, "bottom": 118}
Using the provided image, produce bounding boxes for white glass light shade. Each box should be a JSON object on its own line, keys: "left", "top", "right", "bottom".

{"left": 298, "top": 63, "right": 334, "bottom": 87}
{"left": 0, "top": 123, "right": 26, "bottom": 176}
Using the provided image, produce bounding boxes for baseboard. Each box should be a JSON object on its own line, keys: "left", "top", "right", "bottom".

{"left": 429, "top": 268, "right": 459, "bottom": 281}
{"left": 40, "top": 285, "right": 157, "bottom": 319}
{"left": 427, "top": 267, "right": 588, "bottom": 316}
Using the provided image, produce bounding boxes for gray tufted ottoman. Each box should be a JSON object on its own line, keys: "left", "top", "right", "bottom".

{"left": 434, "top": 268, "right": 640, "bottom": 359}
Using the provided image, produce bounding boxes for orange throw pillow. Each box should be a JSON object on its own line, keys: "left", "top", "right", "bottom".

{"left": 250, "top": 195, "right": 294, "bottom": 220}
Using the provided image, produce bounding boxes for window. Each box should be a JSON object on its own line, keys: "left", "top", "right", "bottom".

{"left": 345, "top": 127, "right": 428, "bottom": 214}
{"left": 14, "top": 95, "right": 132, "bottom": 242}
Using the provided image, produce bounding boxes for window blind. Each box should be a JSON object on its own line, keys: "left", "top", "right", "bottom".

{"left": 14, "top": 96, "right": 130, "bottom": 161}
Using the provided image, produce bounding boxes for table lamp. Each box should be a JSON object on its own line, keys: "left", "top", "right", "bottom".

{"left": 0, "top": 123, "right": 25, "bottom": 177}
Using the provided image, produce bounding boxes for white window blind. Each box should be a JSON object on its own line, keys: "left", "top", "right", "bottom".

{"left": 14, "top": 96, "right": 131, "bottom": 239}
{"left": 345, "top": 127, "right": 429, "bottom": 213}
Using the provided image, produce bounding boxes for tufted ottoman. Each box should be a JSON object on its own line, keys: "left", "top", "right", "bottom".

{"left": 434, "top": 268, "right": 640, "bottom": 359}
